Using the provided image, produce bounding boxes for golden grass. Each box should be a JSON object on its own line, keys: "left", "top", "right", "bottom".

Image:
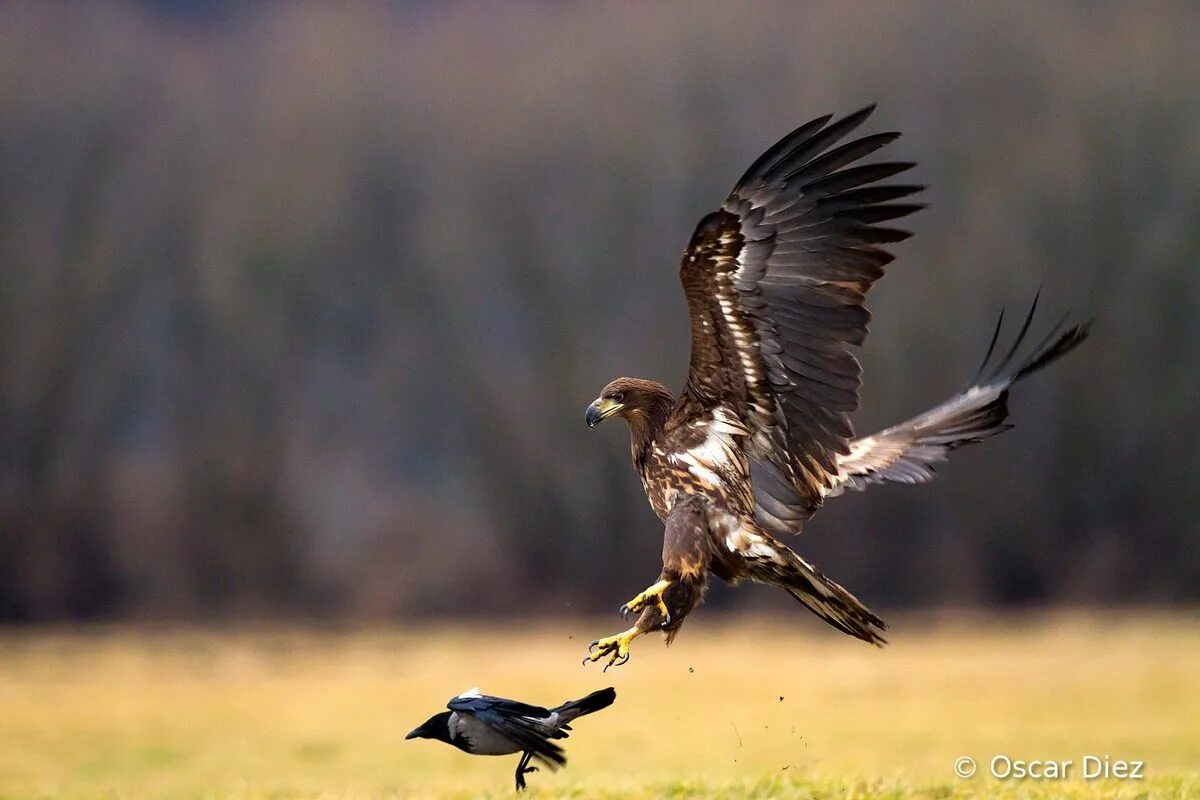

{"left": 0, "top": 613, "right": 1197, "bottom": 798}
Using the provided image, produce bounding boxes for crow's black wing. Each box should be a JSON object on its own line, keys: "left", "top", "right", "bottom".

{"left": 448, "top": 693, "right": 566, "bottom": 768}
{"left": 448, "top": 694, "right": 551, "bottom": 719}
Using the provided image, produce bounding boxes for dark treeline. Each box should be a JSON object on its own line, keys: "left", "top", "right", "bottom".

{"left": 1, "top": 2, "right": 1197, "bottom": 622}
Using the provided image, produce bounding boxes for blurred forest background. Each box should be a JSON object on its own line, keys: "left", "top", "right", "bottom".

{"left": 1, "top": 1, "right": 1197, "bottom": 623}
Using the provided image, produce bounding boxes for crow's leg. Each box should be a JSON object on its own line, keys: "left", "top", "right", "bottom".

{"left": 514, "top": 751, "right": 538, "bottom": 792}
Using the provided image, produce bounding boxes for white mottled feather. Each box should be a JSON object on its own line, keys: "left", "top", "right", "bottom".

{"left": 669, "top": 421, "right": 742, "bottom": 489}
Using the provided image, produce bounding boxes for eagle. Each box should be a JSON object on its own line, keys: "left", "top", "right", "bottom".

{"left": 582, "top": 105, "right": 1089, "bottom": 670}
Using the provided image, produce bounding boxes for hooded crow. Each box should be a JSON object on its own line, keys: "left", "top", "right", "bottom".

{"left": 406, "top": 686, "right": 616, "bottom": 791}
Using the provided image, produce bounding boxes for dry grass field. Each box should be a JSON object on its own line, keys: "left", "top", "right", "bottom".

{"left": 0, "top": 614, "right": 1197, "bottom": 799}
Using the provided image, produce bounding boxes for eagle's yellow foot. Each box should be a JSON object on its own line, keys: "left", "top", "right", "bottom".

{"left": 582, "top": 626, "right": 640, "bottom": 671}
{"left": 620, "top": 579, "right": 672, "bottom": 627}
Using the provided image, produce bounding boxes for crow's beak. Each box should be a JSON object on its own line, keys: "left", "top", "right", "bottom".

{"left": 405, "top": 727, "right": 422, "bottom": 740}
{"left": 586, "top": 398, "right": 621, "bottom": 428}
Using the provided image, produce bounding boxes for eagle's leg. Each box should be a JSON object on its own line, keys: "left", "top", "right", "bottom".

{"left": 582, "top": 625, "right": 643, "bottom": 671}
{"left": 585, "top": 497, "right": 711, "bottom": 669}
{"left": 514, "top": 751, "right": 537, "bottom": 791}
{"left": 619, "top": 579, "right": 673, "bottom": 627}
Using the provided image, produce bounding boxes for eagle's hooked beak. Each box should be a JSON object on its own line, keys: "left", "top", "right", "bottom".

{"left": 586, "top": 397, "right": 622, "bottom": 428}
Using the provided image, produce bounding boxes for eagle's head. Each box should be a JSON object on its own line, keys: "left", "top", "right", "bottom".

{"left": 586, "top": 377, "right": 674, "bottom": 429}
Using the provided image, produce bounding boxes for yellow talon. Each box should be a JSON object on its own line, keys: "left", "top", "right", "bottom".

{"left": 619, "top": 579, "right": 672, "bottom": 627}
{"left": 583, "top": 626, "right": 641, "bottom": 671}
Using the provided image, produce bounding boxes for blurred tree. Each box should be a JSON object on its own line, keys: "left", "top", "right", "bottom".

{"left": 0, "top": 1, "right": 1196, "bottom": 621}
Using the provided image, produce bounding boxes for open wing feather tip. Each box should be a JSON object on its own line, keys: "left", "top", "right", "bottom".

{"left": 831, "top": 304, "right": 1091, "bottom": 496}
{"left": 678, "top": 106, "right": 924, "bottom": 534}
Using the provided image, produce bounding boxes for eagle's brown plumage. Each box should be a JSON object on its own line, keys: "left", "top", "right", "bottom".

{"left": 583, "top": 106, "right": 1089, "bottom": 668}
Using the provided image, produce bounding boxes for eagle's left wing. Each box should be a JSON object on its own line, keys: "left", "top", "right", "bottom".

{"left": 676, "top": 106, "right": 922, "bottom": 533}
{"left": 832, "top": 301, "right": 1090, "bottom": 496}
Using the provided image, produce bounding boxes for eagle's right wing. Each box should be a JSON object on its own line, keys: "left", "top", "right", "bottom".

{"left": 832, "top": 300, "right": 1090, "bottom": 496}
{"left": 674, "top": 106, "right": 922, "bottom": 532}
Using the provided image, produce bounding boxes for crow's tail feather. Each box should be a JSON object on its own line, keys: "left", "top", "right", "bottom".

{"left": 552, "top": 687, "right": 616, "bottom": 723}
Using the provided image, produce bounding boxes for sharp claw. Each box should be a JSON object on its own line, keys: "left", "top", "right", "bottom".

{"left": 619, "top": 604, "right": 629, "bottom": 619}
{"left": 662, "top": 610, "right": 672, "bottom": 627}
{"left": 587, "top": 640, "right": 599, "bottom": 653}
{"left": 526, "top": 767, "right": 539, "bottom": 773}
{"left": 602, "top": 649, "right": 630, "bottom": 672}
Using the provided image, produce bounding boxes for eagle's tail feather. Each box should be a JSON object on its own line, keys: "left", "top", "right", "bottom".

{"left": 782, "top": 555, "right": 887, "bottom": 645}
{"left": 749, "top": 539, "right": 887, "bottom": 645}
